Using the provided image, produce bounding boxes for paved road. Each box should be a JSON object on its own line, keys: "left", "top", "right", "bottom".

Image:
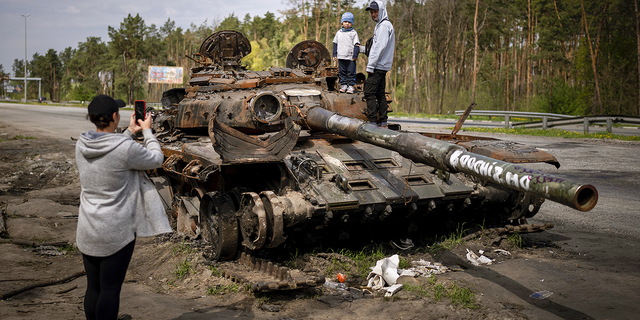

{"left": 0, "top": 102, "right": 132, "bottom": 139}
{"left": 2, "top": 102, "right": 640, "bottom": 319}
{"left": 389, "top": 116, "right": 640, "bottom": 136}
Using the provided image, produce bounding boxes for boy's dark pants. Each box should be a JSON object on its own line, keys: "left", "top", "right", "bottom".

{"left": 364, "top": 69, "right": 389, "bottom": 124}
{"left": 338, "top": 59, "right": 356, "bottom": 86}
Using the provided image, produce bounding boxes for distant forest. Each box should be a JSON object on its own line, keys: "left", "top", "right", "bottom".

{"left": 1, "top": 0, "right": 639, "bottom": 116}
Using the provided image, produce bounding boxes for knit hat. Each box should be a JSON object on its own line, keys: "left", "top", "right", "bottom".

{"left": 88, "top": 95, "right": 126, "bottom": 116}
{"left": 341, "top": 12, "right": 354, "bottom": 25}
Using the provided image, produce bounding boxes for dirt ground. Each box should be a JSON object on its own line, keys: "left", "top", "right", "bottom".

{"left": 0, "top": 122, "right": 637, "bottom": 320}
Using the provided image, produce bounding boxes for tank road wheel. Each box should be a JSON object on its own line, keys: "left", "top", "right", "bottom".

{"left": 200, "top": 192, "right": 239, "bottom": 261}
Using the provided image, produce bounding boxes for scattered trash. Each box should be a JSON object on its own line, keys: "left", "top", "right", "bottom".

{"left": 317, "top": 287, "right": 371, "bottom": 307}
{"left": 363, "top": 254, "right": 452, "bottom": 298}
{"left": 390, "top": 238, "right": 414, "bottom": 250}
{"left": 260, "top": 304, "right": 280, "bottom": 312}
{"left": 323, "top": 279, "right": 346, "bottom": 291}
{"left": 384, "top": 284, "right": 403, "bottom": 297}
{"left": 466, "top": 249, "right": 493, "bottom": 266}
{"left": 337, "top": 273, "right": 346, "bottom": 283}
{"left": 409, "top": 260, "right": 449, "bottom": 276}
{"left": 26, "top": 246, "right": 66, "bottom": 256}
{"left": 494, "top": 249, "right": 511, "bottom": 256}
{"left": 367, "top": 254, "right": 400, "bottom": 290}
{"left": 530, "top": 290, "right": 553, "bottom": 300}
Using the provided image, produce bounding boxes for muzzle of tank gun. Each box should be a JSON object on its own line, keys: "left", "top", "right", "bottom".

{"left": 305, "top": 107, "right": 598, "bottom": 212}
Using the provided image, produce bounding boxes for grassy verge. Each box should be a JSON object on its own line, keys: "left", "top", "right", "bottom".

{"left": 459, "top": 126, "right": 640, "bottom": 141}
{"left": 403, "top": 277, "right": 479, "bottom": 309}
{"left": 0, "top": 135, "right": 37, "bottom": 142}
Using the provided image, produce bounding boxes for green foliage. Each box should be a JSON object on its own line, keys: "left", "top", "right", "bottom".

{"left": 174, "top": 258, "right": 193, "bottom": 279}
{"left": 403, "top": 284, "right": 430, "bottom": 298}
{"left": 205, "top": 284, "right": 239, "bottom": 295}
{"left": 287, "top": 248, "right": 300, "bottom": 269}
{"left": 172, "top": 241, "right": 195, "bottom": 255}
{"left": 58, "top": 244, "right": 78, "bottom": 253}
{"left": 0, "top": 135, "right": 36, "bottom": 142}
{"left": 398, "top": 258, "right": 410, "bottom": 270}
{"left": 10, "top": 0, "right": 639, "bottom": 115}
{"left": 425, "top": 277, "right": 479, "bottom": 309}
{"left": 423, "top": 223, "right": 468, "bottom": 254}
{"left": 321, "top": 245, "right": 388, "bottom": 279}
{"left": 507, "top": 232, "right": 524, "bottom": 248}
{"left": 209, "top": 266, "right": 222, "bottom": 277}
{"left": 448, "top": 284, "right": 479, "bottom": 309}
{"left": 546, "top": 78, "right": 590, "bottom": 116}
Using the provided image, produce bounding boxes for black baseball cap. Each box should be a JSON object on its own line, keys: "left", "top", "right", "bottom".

{"left": 88, "top": 95, "right": 126, "bottom": 115}
{"left": 365, "top": 1, "right": 379, "bottom": 11}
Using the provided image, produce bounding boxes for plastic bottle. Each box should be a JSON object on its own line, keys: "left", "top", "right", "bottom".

{"left": 323, "top": 279, "right": 346, "bottom": 290}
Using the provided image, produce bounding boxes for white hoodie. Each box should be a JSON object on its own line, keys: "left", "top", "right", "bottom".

{"left": 366, "top": 0, "right": 395, "bottom": 73}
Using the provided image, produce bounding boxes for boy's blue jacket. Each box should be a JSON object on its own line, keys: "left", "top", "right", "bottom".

{"left": 366, "top": 0, "right": 395, "bottom": 73}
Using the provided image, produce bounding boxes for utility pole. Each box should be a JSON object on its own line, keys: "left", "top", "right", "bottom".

{"left": 20, "top": 13, "right": 30, "bottom": 103}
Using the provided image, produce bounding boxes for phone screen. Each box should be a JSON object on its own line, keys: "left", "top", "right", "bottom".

{"left": 134, "top": 100, "right": 145, "bottom": 121}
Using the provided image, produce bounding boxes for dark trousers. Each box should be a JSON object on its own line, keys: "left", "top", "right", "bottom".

{"left": 364, "top": 69, "right": 389, "bottom": 124}
{"left": 82, "top": 240, "right": 135, "bottom": 320}
{"left": 338, "top": 59, "right": 356, "bottom": 86}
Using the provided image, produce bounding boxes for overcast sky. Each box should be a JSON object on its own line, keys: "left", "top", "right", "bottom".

{"left": 0, "top": 0, "right": 367, "bottom": 77}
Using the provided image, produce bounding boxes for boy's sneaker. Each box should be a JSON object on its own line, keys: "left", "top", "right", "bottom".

{"left": 339, "top": 85, "right": 347, "bottom": 93}
{"left": 346, "top": 86, "right": 354, "bottom": 94}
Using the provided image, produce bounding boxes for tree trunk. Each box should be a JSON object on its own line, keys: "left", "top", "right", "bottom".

{"left": 635, "top": 0, "right": 640, "bottom": 115}
{"left": 527, "top": 0, "right": 531, "bottom": 96}
{"left": 581, "top": 0, "right": 603, "bottom": 115}
{"left": 409, "top": 2, "right": 420, "bottom": 114}
{"left": 471, "top": 0, "right": 480, "bottom": 103}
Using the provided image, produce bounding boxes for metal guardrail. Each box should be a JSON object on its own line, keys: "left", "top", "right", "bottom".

{"left": 455, "top": 110, "right": 640, "bottom": 134}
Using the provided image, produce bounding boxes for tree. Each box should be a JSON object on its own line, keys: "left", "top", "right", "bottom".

{"left": 108, "top": 14, "right": 148, "bottom": 104}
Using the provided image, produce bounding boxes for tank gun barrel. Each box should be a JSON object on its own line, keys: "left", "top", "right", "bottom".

{"left": 305, "top": 107, "right": 598, "bottom": 212}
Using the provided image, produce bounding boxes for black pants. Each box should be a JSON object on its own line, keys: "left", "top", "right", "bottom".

{"left": 82, "top": 240, "right": 135, "bottom": 320}
{"left": 364, "top": 69, "right": 389, "bottom": 124}
{"left": 338, "top": 59, "right": 356, "bottom": 86}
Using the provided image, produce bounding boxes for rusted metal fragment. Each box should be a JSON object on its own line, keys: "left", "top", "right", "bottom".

{"left": 217, "top": 252, "right": 325, "bottom": 292}
{"left": 457, "top": 140, "right": 560, "bottom": 168}
{"left": 210, "top": 78, "right": 236, "bottom": 84}
{"left": 235, "top": 78, "right": 263, "bottom": 87}
{"left": 238, "top": 192, "right": 268, "bottom": 250}
{"left": 189, "top": 77, "right": 210, "bottom": 86}
{"left": 451, "top": 102, "right": 476, "bottom": 139}
{"left": 199, "top": 30, "right": 251, "bottom": 66}
{"left": 209, "top": 116, "right": 301, "bottom": 163}
{"left": 264, "top": 77, "right": 312, "bottom": 84}
{"left": 285, "top": 40, "right": 331, "bottom": 70}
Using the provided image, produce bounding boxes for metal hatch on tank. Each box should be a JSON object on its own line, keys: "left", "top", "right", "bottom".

{"left": 150, "top": 30, "right": 598, "bottom": 292}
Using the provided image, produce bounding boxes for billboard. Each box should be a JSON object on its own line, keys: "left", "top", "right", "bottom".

{"left": 148, "top": 66, "right": 184, "bottom": 84}
{"left": 4, "top": 85, "right": 22, "bottom": 93}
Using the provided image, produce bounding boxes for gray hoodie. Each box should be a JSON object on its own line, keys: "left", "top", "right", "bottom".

{"left": 366, "top": 0, "right": 395, "bottom": 73}
{"left": 75, "top": 128, "right": 171, "bottom": 257}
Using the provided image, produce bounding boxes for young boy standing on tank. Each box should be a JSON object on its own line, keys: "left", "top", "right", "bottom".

{"left": 333, "top": 12, "right": 360, "bottom": 94}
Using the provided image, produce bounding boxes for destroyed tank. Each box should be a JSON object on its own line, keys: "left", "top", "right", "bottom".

{"left": 150, "top": 31, "right": 598, "bottom": 291}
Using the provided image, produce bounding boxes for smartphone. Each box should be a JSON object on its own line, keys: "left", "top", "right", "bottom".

{"left": 134, "top": 100, "right": 146, "bottom": 122}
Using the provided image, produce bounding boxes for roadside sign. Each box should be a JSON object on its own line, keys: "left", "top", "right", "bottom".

{"left": 148, "top": 66, "right": 183, "bottom": 84}
{"left": 5, "top": 85, "right": 22, "bottom": 93}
